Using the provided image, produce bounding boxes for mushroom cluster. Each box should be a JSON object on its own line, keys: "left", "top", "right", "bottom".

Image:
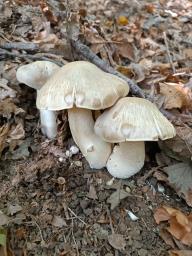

{"left": 16, "top": 60, "right": 176, "bottom": 179}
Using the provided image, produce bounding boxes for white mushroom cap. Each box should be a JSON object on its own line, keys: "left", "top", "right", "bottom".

{"left": 16, "top": 61, "right": 60, "bottom": 90}
{"left": 95, "top": 97, "right": 176, "bottom": 142}
{"left": 36, "top": 61, "right": 129, "bottom": 110}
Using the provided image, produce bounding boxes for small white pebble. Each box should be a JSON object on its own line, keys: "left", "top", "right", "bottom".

{"left": 157, "top": 184, "right": 165, "bottom": 193}
{"left": 126, "top": 210, "right": 139, "bottom": 221}
{"left": 125, "top": 186, "right": 131, "bottom": 193}
{"left": 65, "top": 150, "right": 72, "bottom": 157}
{"left": 70, "top": 145, "right": 79, "bottom": 155}
{"left": 106, "top": 177, "right": 115, "bottom": 186}
{"left": 59, "top": 157, "right": 64, "bottom": 162}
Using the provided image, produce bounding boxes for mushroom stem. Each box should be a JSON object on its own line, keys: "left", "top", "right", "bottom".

{"left": 40, "top": 110, "right": 57, "bottom": 139}
{"left": 68, "top": 108, "right": 111, "bottom": 169}
{"left": 106, "top": 141, "right": 145, "bottom": 179}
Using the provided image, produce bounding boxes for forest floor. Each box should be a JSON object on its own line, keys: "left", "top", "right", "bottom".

{"left": 0, "top": 0, "right": 192, "bottom": 255}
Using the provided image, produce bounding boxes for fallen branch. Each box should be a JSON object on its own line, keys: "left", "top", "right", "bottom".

{"left": 0, "top": 48, "right": 64, "bottom": 66}
{"left": 0, "top": 41, "right": 38, "bottom": 51}
{"left": 71, "top": 40, "right": 146, "bottom": 98}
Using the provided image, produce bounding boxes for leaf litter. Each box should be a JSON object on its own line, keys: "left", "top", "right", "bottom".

{"left": 0, "top": 0, "right": 192, "bottom": 255}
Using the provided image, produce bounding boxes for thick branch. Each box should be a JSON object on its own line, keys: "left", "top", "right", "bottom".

{"left": 0, "top": 42, "right": 38, "bottom": 51}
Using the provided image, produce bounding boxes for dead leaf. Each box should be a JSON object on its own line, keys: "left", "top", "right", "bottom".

{"left": 169, "top": 250, "right": 192, "bottom": 256}
{"left": 0, "top": 79, "right": 16, "bottom": 101}
{"left": 52, "top": 216, "right": 67, "bottom": 228}
{"left": 159, "top": 82, "right": 190, "bottom": 109}
{"left": 154, "top": 206, "right": 192, "bottom": 246}
{"left": 0, "top": 99, "right": 25, "bottom": 118}
{"left": 112, "top": 33, "right": 137, "bottom": 61}
{"left": 159, "top": 125, "right": 192, "bottom": 162}
{"left": 164, "top": 162, "right": 192, "bottom": 207}
{"left": 7, "top": 204, "right": 22, "bottom": 216}
{"left": 87, "top": 185, "right": 98, "bottom": 200}
{"left": 160, "top": 229, "right": 175, "bottom": 248}
{"left": 108, "top": 233, "right": 126, "bottom": 250}
{"left": 0, "top": 211, "right": 9, "bottom": 226}
{"left": 107, "top": 189, "right": 129, "bottom": 210}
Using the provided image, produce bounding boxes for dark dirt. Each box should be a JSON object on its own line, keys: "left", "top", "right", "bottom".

{"left": 0, "top": 0, "right": 192, "bottom": 255}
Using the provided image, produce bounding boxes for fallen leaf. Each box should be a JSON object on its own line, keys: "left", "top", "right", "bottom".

{"left": 164, "top": 162, "right": 192, "bottom": 207}
{"left": 0, "top": 78, "right": 16, "bottom": 101}
{"left": 7, "top": 204, "right": 22, "bottom": 216}
{"left": 154, "top": 206, "right": 192, "bottom": 246}
{"left": 107, "top": 189, "right": 129, "bottom": 210}
{"left": 0, "top": 98, "right": 25, "bottom": 118}
{"left": 108, "top": 233, "right": 126, "bottom": 250}
{"left": 52, "top": 216, "right": 67, "bottom": 228}
{"left": 0, "top": 211, "right": 9, "bottom": 226}
{"left": 87, "top": 185, "right": 98, "bottom": 200}
{"left": 169, "top": 250, "right": 192, "bottom": 256}
{"left": 112, "top": 33, "right": 137, "bottom": 61}
{"left": 160, "top": 229, "right": 175, "bottom": 248}
{"left": 159, "top": 82, "right": 190, "bottom": 109}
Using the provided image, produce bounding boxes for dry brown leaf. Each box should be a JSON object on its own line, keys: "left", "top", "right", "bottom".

{"left": 108, "top": 233, "right": 126, "bottom": 250}
{"left": 0, "top": 79, "right": 16, "bottom": 101}
{"left": 159, "top": 125, "right": 192, "bottom": 162}
{"left": 154, "top": 206, "right": 192, "bottom": 246}
{"left": 169, "top": 250, "right": 192, "bottom": 256}
{"left": 112, "top": 33, "right": 137, "bottom": 61}
{"left": 159, "top": 82, "right": 191, "bottom": 109}
{"left": 164, "top": 162, "right": 192, "bottom": 207}
{"left": 0, "top": 99, "right": 25, "bottom": 118}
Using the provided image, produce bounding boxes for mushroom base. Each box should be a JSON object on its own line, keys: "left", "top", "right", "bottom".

{"left": 68, "top": 108, "right": 111, "bottom": 169}
{"left": 40, "top": 110, "right": 57, "bottom": 139}
{"left": 106, "top": 141, "right": 145, "bottom": 179}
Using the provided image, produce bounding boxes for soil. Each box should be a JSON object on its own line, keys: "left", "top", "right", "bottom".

{"left": 0, "top": 0, "right": 191, "bottom": 255}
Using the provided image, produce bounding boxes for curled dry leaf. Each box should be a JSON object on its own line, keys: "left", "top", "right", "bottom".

{"left": 154, "top": 206, "right": 192, "bottom": 246}
{"left": 159, "top": 82, "right": 191, "bottom": 110}
{"left": 164, "top": 162, "right": 192, "bottom": 207}
{"left": 159, "top": 125, "right": 192, "bottom": 161}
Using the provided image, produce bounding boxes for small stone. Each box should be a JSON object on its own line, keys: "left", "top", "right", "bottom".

{"left": 70, "top": 145, "right": 79, "bottom": 155}
{"left": 65, "top": 150, "right": 72, "bottom": 157}
{"left": 59, "top": 157, "right": 64, "bottom": 162}
{"left": 125, "top": 186, "right": 131, "bottom": 193}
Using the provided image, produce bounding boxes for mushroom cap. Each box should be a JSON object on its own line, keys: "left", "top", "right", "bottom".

{"left": 16, "top": 61, "right": 60, "bottom": 90}
{"left": 36, "top": 61, "right": 129, "bottom": 110}
{"left": 94, "top": 97, "right": 176, "bottom": 142}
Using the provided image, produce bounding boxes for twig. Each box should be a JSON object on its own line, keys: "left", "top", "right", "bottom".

{"left": 0, "top": 42, "right": 38, "bottom": 51}
{"left": 0, "top": 48, "right": 63, "bottom": 66}
{"left": 67, "top": 207, "right": 88, "bottom": 226}
{"left": 71, "top": 216, "right": 79, "bottom": 256}
{"left": 71, "top": 39, "right": 145, "bottom": 98}
{"left": 163, "top": 32, "right": 176, "bottom": 73}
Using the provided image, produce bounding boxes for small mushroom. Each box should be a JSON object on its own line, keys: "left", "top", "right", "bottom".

{"left": 37, "top": 61, "right": 129, "bottom": 168}
{"left": 16, "top": 61, "right": 60, "bottom": 138}
{"left": 94, "top": 97, "right": 176, "bottom": 178}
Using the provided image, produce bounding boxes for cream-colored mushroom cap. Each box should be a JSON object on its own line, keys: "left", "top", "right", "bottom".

{"left": 95, "top": 97, "right": 176, "bottom": 142}
{"left": 36, "top": 61, "right": 129, "bottom": 110}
